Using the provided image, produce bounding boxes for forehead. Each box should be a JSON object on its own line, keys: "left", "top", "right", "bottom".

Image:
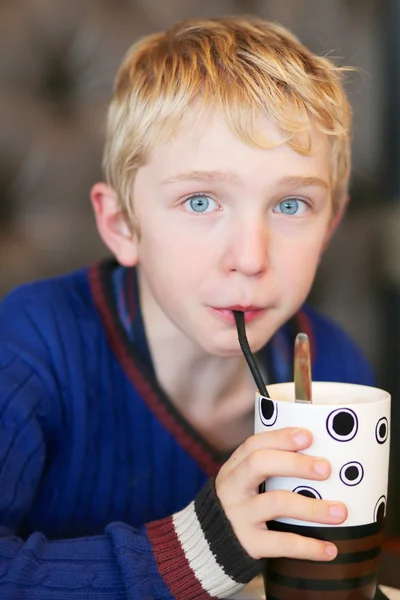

{"left": 140, "top": 107, "right": 331, "bottom": 187}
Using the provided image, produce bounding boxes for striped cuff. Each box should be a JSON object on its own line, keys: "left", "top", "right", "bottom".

{"left": 146, "top": 478, "right": 260, "bottom": 599}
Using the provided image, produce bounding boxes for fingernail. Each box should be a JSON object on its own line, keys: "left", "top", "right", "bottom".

{"left": 329, "top": 504, "right": 345, "bottom": 519}
{"left": 293, "top": 429, "right": 309, "bottom": 446}
{"left": 313, "top": 459, "right": 329, "bottom": 476}
{"left": 325, "top": 544, "right": 337, "bottom": 557}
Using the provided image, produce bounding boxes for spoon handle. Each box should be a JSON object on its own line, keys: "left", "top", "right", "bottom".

{"left": 294, "top": 333, "right": 312, "bottom": 403}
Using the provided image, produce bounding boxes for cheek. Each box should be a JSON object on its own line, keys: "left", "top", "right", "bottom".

{"left": 278, "top": 241, "right": 323, "bottom": 295}
{"left": 138, "top": 230, "right": 212, "bottom": 290}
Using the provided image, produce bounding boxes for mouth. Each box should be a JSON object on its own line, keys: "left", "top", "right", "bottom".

{"left": 210, "top": 305, "right": 266, "bottom": 324}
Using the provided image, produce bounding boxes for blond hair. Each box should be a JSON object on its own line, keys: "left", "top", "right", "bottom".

{"left": 103, "top": 16, "right": 352, "bottom": 225}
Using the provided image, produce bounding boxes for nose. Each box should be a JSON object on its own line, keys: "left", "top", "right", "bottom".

{"left": 223, "top": 215, "right": 269, "bottom": 277}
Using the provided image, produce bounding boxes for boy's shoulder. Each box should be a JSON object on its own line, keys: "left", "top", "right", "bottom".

{"left": 0, "top": 264, "right": 103, "bottom": 361}
{"left": 0, "top": 265, "right": 93, "bottom": 322}
{"left": 300, "top": 304, "right": 375, "bottom": 386}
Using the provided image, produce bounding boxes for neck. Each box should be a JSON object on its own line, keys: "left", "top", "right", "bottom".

{"left": 146, "top": 318, "right": 252, "bottom": 413}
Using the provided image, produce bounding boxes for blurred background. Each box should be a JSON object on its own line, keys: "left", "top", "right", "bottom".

{"left": 1, "top": 0, "right": 400, "bottom": 532}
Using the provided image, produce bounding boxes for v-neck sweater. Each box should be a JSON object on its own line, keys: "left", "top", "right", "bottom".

{"left": 0, "top": 260, "right": 374, "bottom": 599}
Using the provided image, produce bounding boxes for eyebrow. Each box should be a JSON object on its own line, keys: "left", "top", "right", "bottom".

{"left": 160, "top": 170, "right": 329, "bottom": 190}
{"left": 160, "top": 170, "right": 242, "bottom": 185}
{"left": 279, "top": 176, "right": 330, "bottom": 190}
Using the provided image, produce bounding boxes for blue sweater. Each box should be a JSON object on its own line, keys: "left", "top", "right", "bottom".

{"left": 0, "top": 260, "right": 374, "bottom": 599}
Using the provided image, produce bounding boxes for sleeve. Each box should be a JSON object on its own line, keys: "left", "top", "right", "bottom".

{"left": 0, "top": 284, "right": 259, "bottom": 599}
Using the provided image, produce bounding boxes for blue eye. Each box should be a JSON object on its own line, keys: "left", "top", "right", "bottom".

{"left": 274, "top": 198, "right": 307, "bottom": 216}
{"left": 185, "top": 194, "right": 218, "bottom": 214}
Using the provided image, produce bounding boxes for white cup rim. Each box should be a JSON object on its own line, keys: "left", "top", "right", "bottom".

{"left": 257, "top": 381, "right": 390, "bottom": 407}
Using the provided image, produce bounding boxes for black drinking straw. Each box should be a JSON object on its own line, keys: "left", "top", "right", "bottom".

{"left": 233, "top": 310, "right": 269, "bottom": 595}
{"left": 233, "top": 310, "right": 269, "bottom": 398}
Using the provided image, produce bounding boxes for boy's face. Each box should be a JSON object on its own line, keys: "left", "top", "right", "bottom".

{"left": 126, "top": 110, "right": 334, "bottom": 356}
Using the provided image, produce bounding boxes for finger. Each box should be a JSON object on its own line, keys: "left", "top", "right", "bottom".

{"left": 220, "top": 449, "right": 331, "bottom": 498}
{"left": 221, "top": 428, "right": 312, "bottom": 478}
{"left": 245, "top": 490, "right": 347, "bottom": 526}
{"left": 248, "top": 528, "right": 338, "bottom": 562}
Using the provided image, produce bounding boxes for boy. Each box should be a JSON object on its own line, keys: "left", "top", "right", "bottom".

{"left": 0, "top": 15, "right": 375, "bottom": 599}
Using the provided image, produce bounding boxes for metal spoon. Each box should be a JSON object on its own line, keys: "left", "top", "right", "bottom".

{"left": 294, "top": 332, "right": 312, "bottom": 403}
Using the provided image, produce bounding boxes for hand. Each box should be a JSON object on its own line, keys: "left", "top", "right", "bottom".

{"left": 215, "top": 428, "right": 347, "bottom": 561}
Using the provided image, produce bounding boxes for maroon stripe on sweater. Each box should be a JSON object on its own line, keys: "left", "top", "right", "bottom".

{"left": 146, "top": 517, "right": 218, "bottom": 600}
{"left": 88, "top": 262, "right": 222, "bottom": 478}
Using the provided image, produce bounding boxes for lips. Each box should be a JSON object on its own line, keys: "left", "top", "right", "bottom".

{"left": 210, "top": 305, "right": 265, "bottom": 324}
{"left": 221, "top": 304, "right": 263, "bottom": 312}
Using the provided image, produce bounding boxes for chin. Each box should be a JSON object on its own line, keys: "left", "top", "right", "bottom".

{"left": 200, "top": 330, "right": 269, "bottom": 357}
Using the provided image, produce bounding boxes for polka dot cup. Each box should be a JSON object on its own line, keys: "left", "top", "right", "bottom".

{"left": 255, "top": 382, "right": 390, "bottom": 600}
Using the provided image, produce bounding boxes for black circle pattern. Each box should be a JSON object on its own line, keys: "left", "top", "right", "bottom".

{"left": 293, "top": 486, "right": 322, "bottom": 500}
{"left": 326, "top": 408, "right": 358, "bottom": 442}
{"left": 259, "top": 397, "right": 278, "bottom": 427}
{"left": 375, "top": 417, "right": 388, "bottom": 445}
{"left": 374, "top": 496, "right": 386, "bottom": 524}
{"left": 339, "top": 461, "right": 364, "bottom": 486}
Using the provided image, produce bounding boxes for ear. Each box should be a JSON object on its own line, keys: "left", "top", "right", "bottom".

{"left": 322, "top": 194, "right": 349, "bottom": 252}
{"left": 90, "top": 182, "right": 138, "bottom": 266}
